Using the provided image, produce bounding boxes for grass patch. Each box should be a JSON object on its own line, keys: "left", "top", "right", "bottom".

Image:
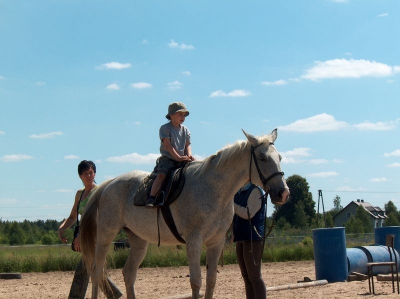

{"left": 1, "top": 233, "right": 371, "bottom": 273}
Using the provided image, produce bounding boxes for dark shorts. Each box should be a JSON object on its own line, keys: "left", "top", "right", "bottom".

{"left": 154, "top": 156, "right": 180, "bottom": 174}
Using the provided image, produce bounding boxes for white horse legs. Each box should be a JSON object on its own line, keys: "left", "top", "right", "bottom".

{"left": 122, "top": 230, "right": 149, "bottom": 299}
{"left": 186, "top": 239, "right": 203, "bottom": 299}
{"left": 91, "top": 243, "right": 110, "bottom": 299}
{"left": 204, "top": 240, "right": 225, "bottom": 299}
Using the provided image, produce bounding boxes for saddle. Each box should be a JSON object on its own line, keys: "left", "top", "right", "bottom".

{"left": 133, "top": 162, "right": 189, "bottom": 244}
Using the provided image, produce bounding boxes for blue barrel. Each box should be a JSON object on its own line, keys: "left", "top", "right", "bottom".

{"left": 347, "top": 247, "right": 369, "bottom": 274}
{"left": 357, "top": 245, "right": 398, "bottom": 275}
{"left": 375, "top": 226, "right": 400, "bottom": 253}
{"left": 313, "top": 227, "right": 348, "bottom": 282}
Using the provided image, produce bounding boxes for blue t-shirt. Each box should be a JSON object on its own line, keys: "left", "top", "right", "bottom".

{"left": 159, "top": 122, "right": 191, "bottom": 159}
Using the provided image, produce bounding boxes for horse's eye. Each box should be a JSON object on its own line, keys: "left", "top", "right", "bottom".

{"left": 259, "top": 157, "right": 266, "bottom": 162}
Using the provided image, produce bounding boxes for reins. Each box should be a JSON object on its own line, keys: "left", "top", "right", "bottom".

{"left": 248, "top": 143, "right": 284, "bottom": 265}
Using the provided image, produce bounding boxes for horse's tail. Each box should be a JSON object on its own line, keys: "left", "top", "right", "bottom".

{"left": 80, "top": 178, "right": 114, "bottom": 275}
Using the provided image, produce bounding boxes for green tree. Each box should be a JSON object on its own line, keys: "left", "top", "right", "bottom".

{"left": 325, "top": 212, "right": 334, "bottom": 227}
{"left": 293, "top": 201, "right": 308, "bottom": 229}
{"left": 384, "top": 213, "right": 400, "bottom": 226}
{"left": 275, "top": 217, "right": 291, "bottom": 230}
{"left": 41, "top": 231, "right": 58, "bottom": 245}
{"left": 333, "top": 195, "right": 343, "bottom": 212}
{"left": 355, "top": 205, "right": 373, "bottom": 233}
{"left": 274, "top": 174, "right": 315, "bottom": 227}
{"left": 8, "top": 222, "right": 26, "bottom": 245}
{"left": 345, "top": 216, "right": 364, "bottom": 234}
{"left": 384, "top": 201, "right": 398, "bottom": 215}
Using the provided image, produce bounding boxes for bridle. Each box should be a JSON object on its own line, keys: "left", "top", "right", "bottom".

{"left": 249, "top": 143, "right": 284, "bottom": 192}
{"left": 248, "top": 142, "right": 285, "bottom": 265}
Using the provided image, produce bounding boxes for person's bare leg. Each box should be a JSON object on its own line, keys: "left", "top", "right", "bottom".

{"left": 146, "top": 173, "right": 166, "bottom": 207}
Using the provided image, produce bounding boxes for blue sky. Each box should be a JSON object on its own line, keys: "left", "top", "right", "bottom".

{"left": 1, "top": 0, "right": 399, "bottom": 222}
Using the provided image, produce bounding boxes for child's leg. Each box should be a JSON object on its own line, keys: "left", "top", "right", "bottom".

{"left": 146, "top": 173, "right": 166, "bottom": 207}
{"left": 150, "top": 173, "right": 166, "bottom": 197}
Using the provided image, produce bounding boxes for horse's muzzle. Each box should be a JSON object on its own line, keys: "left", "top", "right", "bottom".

{"left": 271, "top": 188, "right": 290, "bottom": 205}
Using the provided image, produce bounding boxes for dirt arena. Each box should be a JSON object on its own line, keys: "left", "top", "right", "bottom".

{"left": 1, "top": 260, "right": 399, "bottom": 298}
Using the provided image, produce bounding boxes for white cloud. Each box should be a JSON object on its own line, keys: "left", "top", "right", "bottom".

{"left": 1, "top": 154, "right": 34, "bottom": 162}
{"left": 353, "top": 120, "right": 397, "bottom": 131}
{"left": 167, "top": 81, "right": 183, "bottom": 90}
{"left": 308, "top": 171, "right": 338, "bottom": 178}
{"left": 332, "top": 159, "right": 344, "bottom": 164}
{"left": 0, "top": 76, "right": 5, "bottom": 80}
{"left": 309, "top": 159, "right": 329, "bottom": 165}
{"left": 210, "top": 89, "right": 251, "bottom": 98}
{"left": 35, "top": 81, "right": 46, "bottom": 86}
{"left": 0, "top": 130, "right": 4, "bottom": 135}
{"left": 0, "top": 197, "right": 17, "bottom": 204}
{"left": 331, "top": 0, "right": 348, "bottom": 3}
{"left": 96, "top": 62, "right": 132, "bottom": 70}
{"left": 336, "top": 186, "right": 367, "bottom": 192}
{"left": 387, "top": 162, "right": 400, "bottom": 168}
{"left": 182, "top": 71, "right": 191, "bottom": 76}
{"left": 168, "top": 39, "right": 195, "bottom": 50}
{"left": 261, "top": 80, "right": 287, "bottom": 86}
{"left": 55, "top": 189, "right": 74, "bottom": 193}
{"left": 301, "top": 59, "right": 400, "bottom": 81}
{"left": 283, "top": 147, "right": 313, "bottom": 157}
{"left": 131, "top": 82, "right": 152, "bottom": 89}
{"left": 278, "top": 113, "right": 348, "bottom": 132}
{"left": 29, "top": 131, "right": 63, "bottom": 139}
{"left": 141, "top": 39, "right": 148, "bottom": 45}
{"left": 384, "top": 150, "right": 400, "bottom": 157}
{"left": 370, "top": 177, "right": 388, "bottom": 183}
{"left": 106, "top": 83, "right": 120, "bottom": 90}
{"left": 64, "top": 155, "right": 79, "bottom": 160}
{"left": 106, "top": 153, "right": 159, "bottom": 164}
{"left": 281, "top": 147, "right": 312, "bottom": 164}
{"left": 377, "top": 13, "right": 388, "bottom": 18}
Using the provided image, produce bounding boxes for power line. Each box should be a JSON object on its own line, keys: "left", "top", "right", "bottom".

{"left": 320, "top": 190, "right": 400, "bottom": 194}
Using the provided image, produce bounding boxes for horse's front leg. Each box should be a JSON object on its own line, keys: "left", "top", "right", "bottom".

{"left": 186, "top": 237, "right": 203, "bottom": 299}
{"left": 204, "top": 239, "right": 225, "bottom": 299}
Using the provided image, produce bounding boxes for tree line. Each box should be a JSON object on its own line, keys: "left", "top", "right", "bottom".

{"left": 1, "top": 174, "right": 397, "bottom": 245}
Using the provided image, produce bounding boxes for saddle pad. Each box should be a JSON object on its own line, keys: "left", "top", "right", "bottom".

{"left": 133, "top": 164, "right": 187, "bottom": 207}
{"left": 133, "top": 175, "right": 154, "bottom": 206}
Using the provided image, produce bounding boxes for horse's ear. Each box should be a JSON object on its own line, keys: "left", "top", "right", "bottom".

{"left": 271, "top": 128, "right": 278, "bottom": 143}
{"left": 242, "top": 129, "right": 258, "bottom": 147}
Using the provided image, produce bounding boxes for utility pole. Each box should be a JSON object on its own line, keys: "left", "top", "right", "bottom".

{"left": 316, "top": 190, "right": 326, "bottom": 228}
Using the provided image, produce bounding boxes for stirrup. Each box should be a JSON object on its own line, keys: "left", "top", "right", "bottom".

{"left": 154, "top": 191, "right": 165, "bottom": 207}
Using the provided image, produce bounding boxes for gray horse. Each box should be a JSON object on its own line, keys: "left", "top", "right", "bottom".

{"left": 80, "top": 129, "right": 289, "bottom": 299}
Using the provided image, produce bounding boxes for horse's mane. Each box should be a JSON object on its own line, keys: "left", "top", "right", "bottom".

{"left": 196, "top": 134, "right": 273, "bottom": 176}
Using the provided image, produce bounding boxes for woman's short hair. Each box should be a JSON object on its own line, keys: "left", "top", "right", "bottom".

{"left": 78, "top": 160, "right": 96, "bottom": 175}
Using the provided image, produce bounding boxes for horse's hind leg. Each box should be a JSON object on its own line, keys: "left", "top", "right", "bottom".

{"left": 123, "top": 228, "right": 149, "bottom": 299}
{"left": 204, "top": 239, "right": 225, "bottom": 299}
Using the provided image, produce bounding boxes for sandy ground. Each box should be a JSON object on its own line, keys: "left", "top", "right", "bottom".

{"left": 1, "top": 260, "right": 400, "bottom": 299}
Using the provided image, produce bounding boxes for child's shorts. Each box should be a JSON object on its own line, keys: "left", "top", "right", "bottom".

{"left": 154, "top": 156, "right": 180, "bottom": 175}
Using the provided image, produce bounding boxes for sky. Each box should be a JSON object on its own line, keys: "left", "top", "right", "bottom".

{"left": 1, "top": 0, "right": 399, "bottom": 222}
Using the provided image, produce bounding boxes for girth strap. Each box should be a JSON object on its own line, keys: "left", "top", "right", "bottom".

{"left": 158, "top": 206, "right": 186, "bottom": 245}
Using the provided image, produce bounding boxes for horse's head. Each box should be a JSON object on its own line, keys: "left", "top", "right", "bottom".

{"left": 242, "top": 128, "right": 290, "bottom": 206}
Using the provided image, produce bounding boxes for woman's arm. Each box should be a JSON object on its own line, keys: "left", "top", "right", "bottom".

{"left": 58, "top": 190, "right": 81, "bottom": 243}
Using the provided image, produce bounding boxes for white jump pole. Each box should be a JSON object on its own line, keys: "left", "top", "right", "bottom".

{"left": 267, "top": 279, "right": 328, "bottom": 292}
